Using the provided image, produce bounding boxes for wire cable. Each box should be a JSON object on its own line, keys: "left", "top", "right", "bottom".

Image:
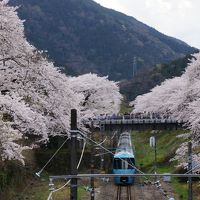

{"left": 36, "top": 137, "right": 70, "bottom": 177}
{"left": 185, "top": 162, "right": 200, "bottom": 174}
{"left": 78, "top": 129, "right": 145, "bottom": 175}
{"left": 77, "top": 139, "right": 86, "bottom": 169}
{"left": 95, "top": 136, "right": 107, "bottom": 146}
{"left": 111, "top": 131, "right": 117, "bottom": 139}
{"left": 47, "top": 139, "right": 86, "bottom": 200}
{"left": 79, "top": 129, "right": 174, "bottom": 199}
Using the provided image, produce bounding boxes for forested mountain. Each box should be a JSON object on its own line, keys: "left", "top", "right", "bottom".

{"left": 120, "top": 54, "right": 194, "bottom": 101}
{"left": 9, "top": 0, "right": 196, "bottom": 80}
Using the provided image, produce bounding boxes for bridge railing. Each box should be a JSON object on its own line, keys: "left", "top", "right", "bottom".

{"left": 100, "top": 118, "right": 182, "bottom": 124}
{"left": 82, "top": 116, "right": 184, "bottom": 131}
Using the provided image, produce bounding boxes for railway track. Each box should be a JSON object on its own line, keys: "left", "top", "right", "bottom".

{"left": 131, "top": 178, "right": 145, "bottom": 200}
{"left": 116, "top": 185, "right": 132, "bottom": 200}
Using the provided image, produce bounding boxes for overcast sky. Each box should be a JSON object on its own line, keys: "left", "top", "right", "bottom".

{"left": 94, "top": 0, "right": 200, "bottom": 49}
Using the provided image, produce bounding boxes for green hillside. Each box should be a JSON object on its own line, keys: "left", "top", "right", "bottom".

{"left": 132, "top": 130, "right": 199, "bottom": 200}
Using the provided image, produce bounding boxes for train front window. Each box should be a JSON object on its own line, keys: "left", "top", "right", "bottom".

{"left": 114, "top": 158, "right": 122, "bottom": 169}
{"left": 128, "top": 158, "right": 135, "bottom": 169}
{"left": 114, "top": 158, "right": 135, "bottom": 169}
{"left": 122, "top": 159, "right": 128, "bottom": 169}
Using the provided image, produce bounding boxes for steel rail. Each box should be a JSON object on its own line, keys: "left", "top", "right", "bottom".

{"left": 116, "top": 186, "right": 121, "bottom": 200}
{"left": 116, "top": 186, "right": 131, "bottom": 200}
{"left": 127, "top": 186, "right": 131, "bottom": 200}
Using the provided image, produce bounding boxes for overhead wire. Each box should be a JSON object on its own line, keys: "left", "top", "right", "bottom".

{"left": 185, "top": 160, "right": 200, "bottom": 174}
{"left": 16, "top": 136, "right": 71, "bottom": 199}
{"left": 47, "top": 127, "right": 174, "bottom": 200}
{"left": 78, "top": 128, "right": 174, "bottom": 199}
{"left": 78, "top": 129, "right": 146, "bottom": 175}
{"left": 111, "top": 130, "right": 117, "bottom": 139}
{"left": 36, "top": 137, "right": 70, "bottom": 177}
{"left": 47, "top": 138, "right": 86, "bottom": 200}
{"left": 95, "top": 136, "right": 107, "bottom": 146}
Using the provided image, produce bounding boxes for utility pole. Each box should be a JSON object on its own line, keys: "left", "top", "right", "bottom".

{"left": 70, "top": 109, "right": 78, "bottom": 200}
{"left": 188, "top": 141, "right": 192, "bottom": 200}
{"left": 90, "top": 122, "right": 95, "bottom": 200}
{"left": 133, "top": 56, "right": 137, "bottom": 78}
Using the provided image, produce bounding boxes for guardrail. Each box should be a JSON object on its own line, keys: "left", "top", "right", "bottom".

{"left": 100, "top": 119, "right": 181, "bottom": 124}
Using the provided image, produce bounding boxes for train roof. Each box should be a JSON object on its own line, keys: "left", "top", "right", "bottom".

{"left": 114, "top": 152, "right": 134, "bottom": 158}
{"left": 114, "top": 132, "right": 134, "bottom": 157}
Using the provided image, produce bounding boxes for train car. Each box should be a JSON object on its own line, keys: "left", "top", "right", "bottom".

{"left": 113, "top": 132, "right": 135, "bottom": 185}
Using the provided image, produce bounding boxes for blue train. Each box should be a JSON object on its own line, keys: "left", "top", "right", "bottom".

{"left": 113, "top": 132, "right": 136, "bottom": 185}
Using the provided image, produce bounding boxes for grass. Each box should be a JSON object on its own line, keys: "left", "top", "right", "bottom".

{"left": 132, "top": 129, "right": 193, "bottom": 199}
{"left": 2, "top": 168, "right": 89, "bottom": 200}
{"left": 7, "top": 178, "right": 89, "bottom": 200}
{"left": 172, "top": 178, "right": 188, "bottom": 200}
{"left": 133, "top": 130, "right": 187, "bottom": 170}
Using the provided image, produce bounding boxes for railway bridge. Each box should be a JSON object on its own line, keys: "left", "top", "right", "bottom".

{"left": 88, "top": 118, "right": 184, "bottom": 131}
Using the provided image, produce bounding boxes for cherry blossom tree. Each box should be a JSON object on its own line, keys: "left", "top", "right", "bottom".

{"left": 0, "top": 93, "right": 43, "bottom": 163}
{"left": 131, "top": 76, "right": 187, "bottom": 118}
{"left": 0, "top": 1, "right": 122, "bottom": 163}
{"left": 0, "top": 0, "right": 82, "bottom": 131}
{"left": 131, "top": 53, "right": 200, "bottom": 170}
{"left": 0, "top": 1, "right": 79, "bottom": 162}
{"left": 0, "top": 0, "right": 34, "bottom": 66}
{"left": 180, "top": 54, "right": 200, "bottom": 140}
{"left": 69, "top": 73, "right": 122, "bottom": 119}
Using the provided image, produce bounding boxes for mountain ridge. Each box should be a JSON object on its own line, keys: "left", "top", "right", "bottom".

{"left": 9, "top": 0, "right": 197, "bottom": 80}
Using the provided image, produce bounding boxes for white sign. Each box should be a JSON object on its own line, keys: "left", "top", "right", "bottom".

{"left": 150, "top": 136, "right": 155, "bottom": 147}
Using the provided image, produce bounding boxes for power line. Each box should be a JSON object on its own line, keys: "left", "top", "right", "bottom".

{"left": 185, "top": 163, "right": 200, "bottom": 174}
{"left": 77, "top": 129, "right": 145, "bottom": 175}
{"left": 47, "top": 139, "right": 86, "bottom": 200}
{"left": 76, "top": 129, "right": 174, "bottom": 199}
{"left": 69, "top": 129, "right": 200, "bottom": 199}
{"left": 35, "top": 137, "right": 70, "bottom": 177}
{"left": 49, "top": 129, "right": 195, "bottom": 200}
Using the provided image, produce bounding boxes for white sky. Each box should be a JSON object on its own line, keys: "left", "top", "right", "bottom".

{"left": 93, "top": 0, "right": 200, "bottom": 49}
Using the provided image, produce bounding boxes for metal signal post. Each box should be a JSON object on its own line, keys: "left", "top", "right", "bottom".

{"left": 70, "top": 109, "right": 78, "bottom": 200}
{"left": 90, "top": 121, "right": 95, "bottom": 200}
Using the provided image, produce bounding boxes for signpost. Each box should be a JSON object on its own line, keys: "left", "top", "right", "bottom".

{"left": 150, "top": 133, "right": 157, "bottom": 181}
